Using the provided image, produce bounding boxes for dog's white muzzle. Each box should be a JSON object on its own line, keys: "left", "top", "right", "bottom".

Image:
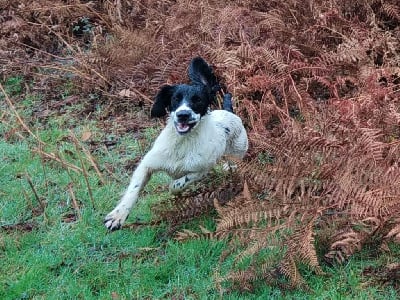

{"left": 173, "top": 104, "right": 200, "bottom": 135}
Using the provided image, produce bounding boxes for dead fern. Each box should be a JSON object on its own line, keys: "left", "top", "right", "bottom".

{"left": 2, "top": 0, "right": 400, "bottom": 295}
{"left": 152, "top": 169, "right": 243, "bottom": 232}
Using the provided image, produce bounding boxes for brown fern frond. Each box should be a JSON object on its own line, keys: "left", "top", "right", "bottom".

{"left": 262, "top": 48, "right": 288, "bottom": 75}
{"left": 286, "top": 218, "right": 325, "bottom": 275}
{"left": 175, "top": 225, "right": 217, "bottom": 242}
{"left": 232, "top": 235, "right": 286, "bottom": 267}
{"left": 215, "top": 200, "right": 292, "bottom": 233}
{"left": 220, "top": 258, "right": 282, "bottom": 293}
{"left": 222, "top": 268, "right": 258, "bottom": 293}
{"left": 383, "top": 221, "right": 400, "bottom": 244}
{"left": 233, "top": 43, "right": 254, "bottom": 63}
{"left": 153, "top": 171, "right": 243, "bottom": 228}
{"left": 363, "top": 263, "right": 400, "bottom": 289}
{"left": 256, "top": 10, "right": 286, "bottom": 32}
{"left": 324, "top": 217, "right": 382, "bottom": 265}
{"left": 278, "top": 254, "right": 307, "bottom": 289}
{"left": 382, "top": 4, "right": 400, "bottom": 21}
{"left": 175, "top": 229, "right": 202, "bottom": 241}
{"left": 233, "top": 159, "right": 272, "bottom": 192}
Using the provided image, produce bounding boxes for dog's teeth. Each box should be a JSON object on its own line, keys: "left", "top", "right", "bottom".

{"left": 177, "top": 123, "right": 190, "bottom": 132}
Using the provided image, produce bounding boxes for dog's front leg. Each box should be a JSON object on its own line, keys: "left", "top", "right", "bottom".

{"left": 104, "top": 163, "right": 152, "bottom": 231}
{"left": 169, "top": 171, "right": 208, "bottom": 193}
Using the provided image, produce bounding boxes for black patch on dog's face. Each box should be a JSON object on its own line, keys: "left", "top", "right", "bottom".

{"left": 169, "top": 84, "right": 212, "bottom": 135}
{"left": 151, "top": 57, "right": 220, "bottom": 121}
{"left": 170, "top": 84, "right": 210, "bottom": 116}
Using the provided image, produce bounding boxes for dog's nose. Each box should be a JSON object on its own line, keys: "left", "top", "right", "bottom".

{"left": 176, "top": 110, "right": 191, "bottom": 122}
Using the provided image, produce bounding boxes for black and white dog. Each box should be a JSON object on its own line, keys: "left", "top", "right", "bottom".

{"left": 104, "top": 57, "right": 248, "bottom": 230}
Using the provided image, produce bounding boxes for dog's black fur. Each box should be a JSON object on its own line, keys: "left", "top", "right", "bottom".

{"left": 150, "top": 57, "right": 220, "bottom": 118}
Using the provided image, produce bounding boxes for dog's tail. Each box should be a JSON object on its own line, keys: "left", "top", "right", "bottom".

{"left": 223, "top": 93, "right": 234, "bottom": 113}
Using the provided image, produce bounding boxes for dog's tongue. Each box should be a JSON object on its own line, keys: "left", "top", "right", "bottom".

{"left": 176, "top": 122, "right": 190, "bottom": 133}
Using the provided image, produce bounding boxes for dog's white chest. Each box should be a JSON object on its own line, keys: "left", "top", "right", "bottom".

{"left": 146, "top": 116, "right": 227, "bottom": 178}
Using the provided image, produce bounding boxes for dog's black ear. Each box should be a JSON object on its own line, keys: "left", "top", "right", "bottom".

{"left": 188, "top": 57, "right": 220, "bottom": 93}
{"left": 151, "top": 85, "right": 176, "bottom": 118}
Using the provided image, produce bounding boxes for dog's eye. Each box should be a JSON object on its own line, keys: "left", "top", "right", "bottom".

{"left": 172, "top": 93, "right": 183, "bottom": 102}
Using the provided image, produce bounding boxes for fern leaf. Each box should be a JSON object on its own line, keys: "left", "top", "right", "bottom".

{"left": 382, "top": 4, "right": 400, "bottom": 21}
{"left": 288, "top": 224, "right": 325, "bottom": 275}
{"left": 383, "top": 222, "right": 400, "bottom": 244}
{"left": 279, "top": 254, "right": 307, "bottom": 289}
{"left": 325, "top": 217, "right": 381, "bottom": 265}
{"left": 175, "top": 229, "right": 201, "bottom": 241}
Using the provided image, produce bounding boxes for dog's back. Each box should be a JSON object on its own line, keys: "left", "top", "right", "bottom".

{"left": 210, "top": 109, "right": 248, "bottom": 159}
{"left": 218, "top": 92, "right": 247, "bottom": 158}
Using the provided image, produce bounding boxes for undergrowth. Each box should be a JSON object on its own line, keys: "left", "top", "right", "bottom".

{"left": 0, "top": 77, "right": 225, "bottom": 299}
{"left": 1, "top": 0, "right": 400, "bottom": 297}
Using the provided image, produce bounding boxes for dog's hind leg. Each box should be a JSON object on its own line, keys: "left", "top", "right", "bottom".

{"left": 169, "top": 171, "right": 208, "bottom": 193}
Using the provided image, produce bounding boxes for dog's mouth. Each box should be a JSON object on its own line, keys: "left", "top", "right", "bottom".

{"left": 174, "top": 121, "right": 197, "bottom": 134}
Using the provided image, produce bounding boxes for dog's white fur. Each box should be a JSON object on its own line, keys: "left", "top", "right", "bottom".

{"left": 104, "top": 109, "right": 248, "bottom": 230}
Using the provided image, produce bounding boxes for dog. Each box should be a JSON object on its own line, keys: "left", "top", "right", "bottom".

{"left": 104, "top": 57, "right": 248, "bottom": 230}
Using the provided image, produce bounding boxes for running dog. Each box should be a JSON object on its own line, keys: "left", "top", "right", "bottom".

{"left": 104, "top": 57, "right": 248, "bottom": 230}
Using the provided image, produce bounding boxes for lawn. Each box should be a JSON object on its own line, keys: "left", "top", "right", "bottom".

{"left": 1, "top": 76, "right": 399, "bottom": 299}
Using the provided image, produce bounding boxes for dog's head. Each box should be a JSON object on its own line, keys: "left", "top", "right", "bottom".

{"left": 151, "top": 57, "right": 220, "bottom": 135}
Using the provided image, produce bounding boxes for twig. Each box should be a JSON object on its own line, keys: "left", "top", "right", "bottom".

{"left": 289, "top": 74, "right": 305, "bottom": 114}
{"left": 32, "top": 147, "right": 83, "bottom": 173}
{"left": 83, "top": 149, "right": 106, "bottom": 185}
{"left": 22, "top": 3, "right": 111, "bottom": 28}
{"left": 70, "top": 131, "right": 106, "bottom": 185}
{"left": 38, "top": 140, "right": 49, "bottom": 191}
{"left": 15, "top": 41, "right": 73, "bottom": 61}
{"left": 23, "top": 3, "right": 93, "bottom": 11}
{"left": 79, "top": 152, "right": 96, "bottom": 210}
{"left": 0, "top": 83, "right": 43, "bottom": 144}
{"left": 68, "top": 183, "right": 82, "bottom": 220}
{"left": 55, "top": 151, "right": 77, "bottom": 185}
{"left": 21, "top": 186, "right": 33, "bottom": 212}
{"left": 70, "top": 131, "right": 96, "bottom": 210}
{"left": 26, "top": 22, "right": 112, "bottom": 86}
{"left": 25, "top": 173, "right": 48, "bottom": 223}
{"left": 101, "top": 145, "right": 123, "bottom": 183}
{"left": 122, "top": 220, "right": 161, "bottom": 229}
{"left": 25, "top": 173, "right": 46, "bottom": 212}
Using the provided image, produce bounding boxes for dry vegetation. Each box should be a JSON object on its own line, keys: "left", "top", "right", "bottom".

{"left": 1, "top": 0, "right": 400, "bottom": 293}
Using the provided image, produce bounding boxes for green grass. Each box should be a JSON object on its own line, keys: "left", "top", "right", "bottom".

{"left": 0, "top": 77, "right": 399, "bottom": 299}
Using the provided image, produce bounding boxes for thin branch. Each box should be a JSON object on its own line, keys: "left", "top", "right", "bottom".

{"left": 68, "top": 183, "right": 82, "bottom": 220}
{"left": 0, "top": 83, "right": 43, "bottom": 144}
{"left": 70, "top": 131, "right": 96, "bottom": 210}
{"left": 69, "top": 131, "right": 106, "bottom": 185}
{"left": 25, "top": 173, "right": 43, "bottom": 209}
{"left": 32, "top": 148, "right": 83, "bottom": 173}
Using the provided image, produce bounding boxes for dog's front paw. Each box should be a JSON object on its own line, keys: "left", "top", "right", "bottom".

{"left": 104, "top": 209, "right": 128, "bottom": 231}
